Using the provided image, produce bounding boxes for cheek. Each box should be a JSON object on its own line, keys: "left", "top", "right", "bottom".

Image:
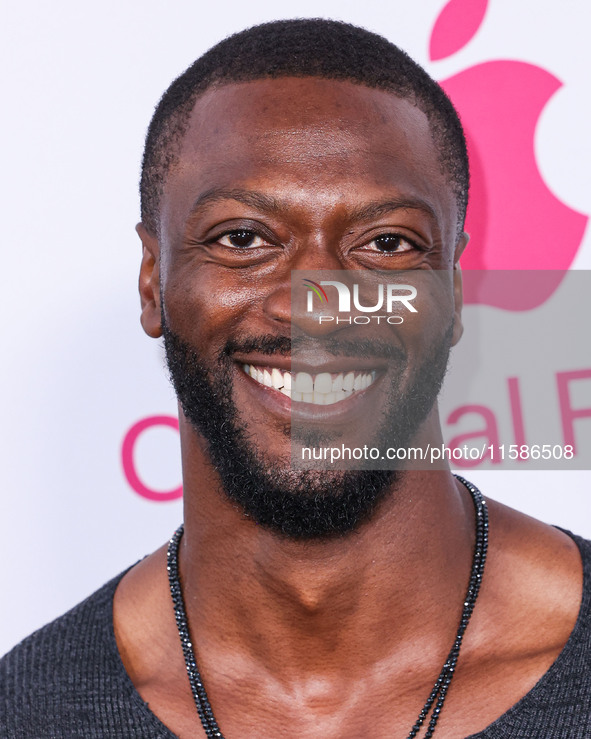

{"left": 392, "top": 274, "right": 455, "bottom": 355}
{"left": 162, "top": 266, "right": 266, "bottom": 346}
{"left": 419, "top": 271, "right": 454, "bottom": 318}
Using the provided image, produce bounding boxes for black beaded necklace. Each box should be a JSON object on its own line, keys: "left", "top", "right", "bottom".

{"left": 167, "top": 475, "right": 488, "bottom": 738}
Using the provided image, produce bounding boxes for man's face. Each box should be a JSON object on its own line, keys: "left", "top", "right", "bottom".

{"left": 143, "top": 77, "right": 464, "bottom": 538}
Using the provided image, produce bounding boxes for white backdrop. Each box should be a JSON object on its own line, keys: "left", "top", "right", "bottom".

{"left": 1, "top": 0, "right": 590, "bottom": 656}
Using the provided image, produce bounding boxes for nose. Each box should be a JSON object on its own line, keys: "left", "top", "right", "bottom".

{"left": 261, "top": 243, "right": 347, "bottom": 338}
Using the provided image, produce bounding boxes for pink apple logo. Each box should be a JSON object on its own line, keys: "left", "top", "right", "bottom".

{"left": 431, "top": 0, "right": 588, "bottom": 309}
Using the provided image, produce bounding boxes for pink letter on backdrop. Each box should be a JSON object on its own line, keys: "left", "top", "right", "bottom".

{"left": 121, "top": 415, "right": 182, "bottom": 502}
{"left": 446, "top": 404, "right": 500, "bottom": 466}
{"left": 507, "top": 377, "right": 527, "bottom": 451}
{"left": 557, "top": 369, "right": 591, "bottom": 452}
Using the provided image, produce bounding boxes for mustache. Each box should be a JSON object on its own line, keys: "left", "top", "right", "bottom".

{"left": 222, "top": 334, "right": 405, "bottom": 362}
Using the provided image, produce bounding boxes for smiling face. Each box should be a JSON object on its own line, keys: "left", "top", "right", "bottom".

{"left": 139, "top": 77, "right": 466, "bottom": 538}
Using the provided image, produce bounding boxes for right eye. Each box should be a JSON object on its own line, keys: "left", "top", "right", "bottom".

{"left": 216, "top": 230, "right": 267, "bottom": 249}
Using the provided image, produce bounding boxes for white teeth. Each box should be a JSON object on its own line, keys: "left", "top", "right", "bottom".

{"left": 313, "top": 391, "right": 326, "bottom": 405}
{"left": 294, "top": 372, "right": 314, "bottom": 394}
{"left": 314, "top": 372, "right": 332, "bottom": 394}
{"left": 271, "top": 367, "right": 283, "bottom": 390}
{"left": 241, "top": 365, "right": 377, "bottom": 405}
{"left": 332, "top": 374, "right": 343, "bottom": 393}
{"left": 343, "top": 372, "right": 355, "bottom": 392}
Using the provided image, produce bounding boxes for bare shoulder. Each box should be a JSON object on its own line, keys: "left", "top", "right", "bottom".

{"left": 112, "top": 544, "right": 182, "bottom": 688}
{"left": 471, "top": 496, "right": 584, "bottom": 662}
{"left": 439, "top": 496, "right": 588, "bottom": 734}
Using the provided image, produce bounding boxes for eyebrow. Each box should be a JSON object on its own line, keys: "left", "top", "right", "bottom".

{"left": 186, "top": 187, "right": 438, "bottom": 225}
{"left": 348, "top": 197, "right": 438, "bottom": 224}
{"left": 187, "top": 188, "right": 282, "bottom": 221}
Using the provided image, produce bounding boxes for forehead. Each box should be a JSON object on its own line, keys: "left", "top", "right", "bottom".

{"left": 160, "top": 77, "right": 457, "bottom": 239}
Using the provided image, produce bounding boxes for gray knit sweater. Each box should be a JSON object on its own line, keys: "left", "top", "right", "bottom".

{"left": 1, "top": 532, "right": 591, "bottom": 738}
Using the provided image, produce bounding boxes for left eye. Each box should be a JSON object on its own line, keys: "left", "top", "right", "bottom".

{"left": 217, "top": 230, "right": 266, "bottom": 248}
{"left": 370, "top": 234, "right": 415, "bottom": 253}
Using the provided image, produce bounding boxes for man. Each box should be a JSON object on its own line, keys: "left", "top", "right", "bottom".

{"left": 1, "top": 19, "right": 588, "bottom": 738}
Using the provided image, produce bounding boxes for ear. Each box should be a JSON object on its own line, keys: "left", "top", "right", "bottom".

{"left": 451, "top": 232, "right": 469, "bottom": 346}
{"left": 137, "top": 223, "right": 162, "bottom": 338}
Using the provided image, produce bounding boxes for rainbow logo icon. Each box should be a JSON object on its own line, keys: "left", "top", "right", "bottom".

{"left": 302, "top": 278, "right": 329, "bottom": 305}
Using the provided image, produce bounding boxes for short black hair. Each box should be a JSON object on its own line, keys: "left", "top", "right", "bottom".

{"left": 140, "top": 18, "right": 469, "bottom": 237}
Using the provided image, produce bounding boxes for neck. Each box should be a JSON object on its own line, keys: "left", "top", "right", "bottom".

{"left": 178, "top": 417, "right": 477, "bottom": 680}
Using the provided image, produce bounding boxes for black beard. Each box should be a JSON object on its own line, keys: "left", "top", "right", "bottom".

{"left": 162, "top": 320, "right": 452, "bottom": 540}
